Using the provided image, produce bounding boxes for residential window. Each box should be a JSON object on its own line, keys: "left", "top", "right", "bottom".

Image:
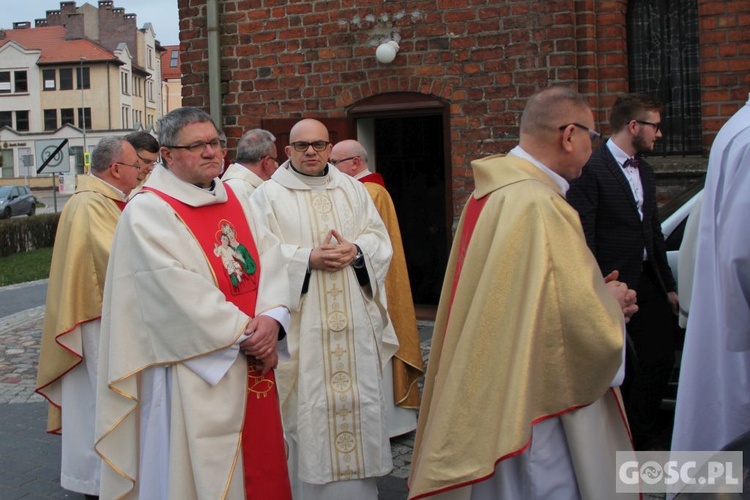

{"left": 0, "top": 72, "right": 10, "bottom": 93}
{"left": 44, "top": 109, "right": 57, "bottom": 131}
{"left": 70, "top": 146, "right": 85, "bottom": 175}
{"left": 170, "top": 50, "right": 179, "bottom": 67}
{"left": 61, "top": 108, "right": 75, "bottom": 126}
{"left": 15, "top": 110, "right": 29, "bottom": 132}
{"left": 148, "top": 47, "right": 154, "bottom": 69}
{"left": 147, "top": 80, "right": 154, "bottom": 102}
{"left": 121, "top": 71, "right": 129, "bottom": 95}
{"left": 77, "top": 108, "right": 91, "bottom": 130}
{"left": 0, "top": 111, "right": 11, "bottom": 128}
{"left": 43, "top": 69, "right": 56, "bottom": 90}
{"left": 133, "top": 76, "right": 141, "bottom": 97}
{"left": 76, "top": 66, "right": 90, "bottom": 89}
{"left": 14, "top": 71, "right": 28, "bottom": 93}
{"left": 60, "top": 68, "right": 73, "bottom": 90}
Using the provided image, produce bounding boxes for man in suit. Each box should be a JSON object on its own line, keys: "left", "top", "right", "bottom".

{"left": 567, "top": 93, "right": 679, "bottom": 450}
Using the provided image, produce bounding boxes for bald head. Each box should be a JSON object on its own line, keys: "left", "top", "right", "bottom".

{"left": 286, "top": 119, "right": 332, "bottom": 176}
{"left": 331, "top": 140, "right": 370, "bottom": 176}
{"left": 518, "top": 86, "right": 597, "bottom": 181}
{"left": 520, "top": 87, "right": 592, "bottom": 138}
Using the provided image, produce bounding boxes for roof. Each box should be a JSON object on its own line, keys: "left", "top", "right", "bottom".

{"left": 0, "top": 26, "right": 118, "bottom": 65}
{"left": 160, "top": 44, "right": 181, "bottom": 80}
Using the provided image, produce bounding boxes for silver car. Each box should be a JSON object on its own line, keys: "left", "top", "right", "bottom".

{"left": 0, "top": 185, "right": 37, "bottom": 219}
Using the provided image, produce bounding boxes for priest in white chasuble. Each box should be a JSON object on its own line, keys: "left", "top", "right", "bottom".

{"left": 408, "top": 87, "right": 639, "bottom": 500}
{"left": 95, "top": 107, "right": 292, "bottom": 500}
{"left": 250, "top": 119, "right": 398, "bottom": 500}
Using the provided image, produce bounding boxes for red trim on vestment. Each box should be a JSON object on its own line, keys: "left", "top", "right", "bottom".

{"left": 448, "top": 195, "right": 488, "bottom": 316}
{"left": 409, "top": 402, "right": 594, "bottom": 499}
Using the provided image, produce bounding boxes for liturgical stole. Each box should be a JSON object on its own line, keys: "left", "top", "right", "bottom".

{"left": 142, "top": 185, "right": 291, "bottom": 500}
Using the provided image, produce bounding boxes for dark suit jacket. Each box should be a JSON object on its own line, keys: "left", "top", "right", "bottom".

{"left": 567, "top": 142, "right": 676, "bottom": 295}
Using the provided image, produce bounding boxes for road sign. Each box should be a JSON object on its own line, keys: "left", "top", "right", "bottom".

{"left": 35, "top": 139, "right": 70, "bottom": 174}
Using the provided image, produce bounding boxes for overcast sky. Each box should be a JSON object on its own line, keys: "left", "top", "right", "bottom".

{"left": 2, "top": 0, "right": 180, "bottom": 46}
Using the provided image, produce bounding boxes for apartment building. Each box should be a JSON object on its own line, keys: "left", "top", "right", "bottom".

{"left": 161, "top": 45, "right": 182, "bottom": 115}
{"left": 0, "top": 1, "right": 164, "bottom": 180}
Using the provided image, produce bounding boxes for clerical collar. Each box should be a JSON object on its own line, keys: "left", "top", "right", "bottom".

{"left": 90, "top": 173, "right": 127, "bottom": 201}
{"left": 289, "top": 162, "right": 329, "bottom": 177}
{"left": 288, "top": 162, "right": 330, "bottom": 189}
{"left": 508, "top": 145, "right": 569, "bottom": 193}
{"left": 195, "top": 179, "right": 216, "bottom": 193}
{"left": 354, "top": 169, "right": 373, "bottom": 180}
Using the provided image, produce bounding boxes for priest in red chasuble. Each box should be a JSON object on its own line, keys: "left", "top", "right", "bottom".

{"left": 95, "top": 107, "right": 292, "bottom": 499}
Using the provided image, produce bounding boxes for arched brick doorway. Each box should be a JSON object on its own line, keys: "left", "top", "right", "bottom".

{"left": 349, "top": 93, "right": 451, "bottom": 306}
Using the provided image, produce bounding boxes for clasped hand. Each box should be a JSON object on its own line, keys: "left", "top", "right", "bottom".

{"left": 240, "top": 315, "right": 279, "bottom": 374}
{"left": 309, "top": 229, "right": 358, "bottom": 272}
{"left": 604, "top": 270, "right": 638, "bottom": 323}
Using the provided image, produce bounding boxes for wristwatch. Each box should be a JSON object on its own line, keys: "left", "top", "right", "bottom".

{"left": 352, "top": 246, "right": 365, "bottom": 269}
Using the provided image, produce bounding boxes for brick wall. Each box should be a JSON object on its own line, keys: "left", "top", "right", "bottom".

{"left": 697, "top": 0, "right": 750, "bottom": 146}
{"left": 179, "top": 0, "right": 749, "bottom": 213}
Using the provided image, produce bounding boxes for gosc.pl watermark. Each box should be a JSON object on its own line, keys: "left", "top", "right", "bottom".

{"left": 616, "top": 451, "right": 743, "bottom": 494}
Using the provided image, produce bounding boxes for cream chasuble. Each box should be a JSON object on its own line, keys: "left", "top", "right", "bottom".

{"left": 95, "top": 165, "right": 289, "bottom": 499}
{"left": 408, "top": 155, "right": 633, "bottom": 499}
{"left": 250, "top": 163, "right": 398, "bottom": 485}
{"left": 222, "top": 162, "right": 265, "bottom": 200}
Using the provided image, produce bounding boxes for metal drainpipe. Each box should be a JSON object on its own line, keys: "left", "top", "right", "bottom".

{"left": 207, "top": 0, "right": 222, "bottom": 127}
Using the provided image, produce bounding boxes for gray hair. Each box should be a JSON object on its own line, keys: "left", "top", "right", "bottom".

{"left": 157, "top": 107, "right": 218, "bottom": 147}
{"left": 90, "top": 136, "right": 127, "bottom": 173}
{"left": 235, "top": 129, "right": 276, "bottom": 163}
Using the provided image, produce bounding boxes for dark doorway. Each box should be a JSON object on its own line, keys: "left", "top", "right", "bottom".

{"left": 371, "top": 115, "right": 447, "bottom": 305}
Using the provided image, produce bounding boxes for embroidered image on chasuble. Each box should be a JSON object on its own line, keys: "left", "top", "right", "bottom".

{"left": 250, "top": 165, "right": 398, "bottom": 484}
{"left": 96, "top": 167, "right": 291, "bottom": 499}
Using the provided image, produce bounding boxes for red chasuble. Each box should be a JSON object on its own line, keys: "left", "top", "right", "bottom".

{"left": 142, "top": 185, "right": 291, "bottom": 500}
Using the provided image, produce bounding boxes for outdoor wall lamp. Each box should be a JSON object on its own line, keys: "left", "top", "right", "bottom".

{"left": 375, "top": 40, "right": 400, "bottom": 64}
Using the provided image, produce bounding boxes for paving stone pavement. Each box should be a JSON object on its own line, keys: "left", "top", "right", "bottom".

{"left": 0, "top": 298, "right": 433, "bottom": 499}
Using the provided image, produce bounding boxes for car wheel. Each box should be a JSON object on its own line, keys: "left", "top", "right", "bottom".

{"left": 28, "top": 204, "right": 36, "bottom": 216}
{"left": 2, "top": 207, "right": 10, "bottom": 219}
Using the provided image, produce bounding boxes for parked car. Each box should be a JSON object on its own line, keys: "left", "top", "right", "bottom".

{"left": 0, "top": 185, "right": 37, "bottom": 219}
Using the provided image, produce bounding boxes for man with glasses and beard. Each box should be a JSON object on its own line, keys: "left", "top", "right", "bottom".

{"left": 250, "top": 119, "right": 397, "bottom": 499}
{"left": 567, "top": 93, "right": 679, "bottom": 451}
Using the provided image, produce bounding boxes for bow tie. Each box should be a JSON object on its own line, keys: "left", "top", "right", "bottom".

{"left": 623, "top": 157, "right": 639, "bottom": 169}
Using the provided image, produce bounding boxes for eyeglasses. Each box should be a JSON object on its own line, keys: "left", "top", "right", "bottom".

{"left": 265, "top": 155, "right": 278, "bottom": 162}
{"left": 290, "top": 141, "right": 330, "bottom": 152}
{"left": 634, "top": 120, "right": 661, "bottom": 133}
{"left": 330, "top": 156, "right": 359, "bottom": 166}
{"left": 115, "top": 160, "right": 141, "bottom": 171}
{"left": 163, "top": 139, "right": 222, "bottom": 153}
{"left": 558, "top": 123, "right": 601, "bottom": 141}
{"left": 137, "top": 153, "right": 159, "bottom": 166}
